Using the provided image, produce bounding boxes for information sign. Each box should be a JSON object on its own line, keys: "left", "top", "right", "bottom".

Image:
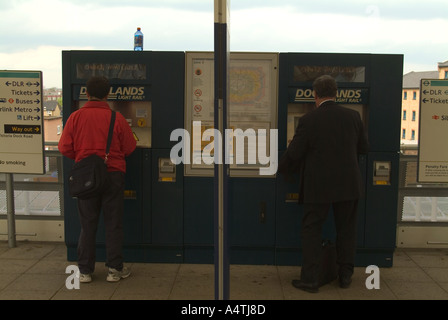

{"left": 0, "top": 71, "right": 44, "bottom": 174}
{"left": 418, "top": 79, "right": 448, "bottom": 182}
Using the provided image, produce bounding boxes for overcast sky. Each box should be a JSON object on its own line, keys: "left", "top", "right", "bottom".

{"left": 1, "top": 0, "right": 447, "bottom": 88}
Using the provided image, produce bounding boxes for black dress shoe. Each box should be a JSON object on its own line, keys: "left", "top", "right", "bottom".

{"left": 339, "top": 276, "right": 352, "bottom": 289}
{"left": 291, "top": 279, "right": 319, "bottom": 293}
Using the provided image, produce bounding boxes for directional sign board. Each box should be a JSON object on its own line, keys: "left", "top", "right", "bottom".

{"left": 418, "top": 79, "right": 448, "bottom": 183}
{"left": 0, "top": 71, "right": 44, "bottom": 174}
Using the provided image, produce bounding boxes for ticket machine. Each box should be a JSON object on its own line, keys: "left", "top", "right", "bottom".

{"left": 61, "top": 51, "right": 403, "bottom": 267}
{"left": 276, "top": 53, "right": 403, "bottom": 267}
{"left": 62, "top": 51, "right": 184, "bottom": 262}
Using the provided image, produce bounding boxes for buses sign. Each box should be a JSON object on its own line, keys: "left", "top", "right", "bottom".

{"left": 0, "top": 71, "right": 44, "bottom": 174}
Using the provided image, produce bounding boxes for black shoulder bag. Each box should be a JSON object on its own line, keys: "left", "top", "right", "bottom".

{"left": 68, "top": 111, "right": 116, "bottom": 199}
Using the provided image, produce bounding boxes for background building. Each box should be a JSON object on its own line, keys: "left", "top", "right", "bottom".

{"left": 401, "top": 60, "right": 448, "bottom": 145}
{"left": 43, "top": 88, "right": 63, "bottom": 148}
{"left": 44, "top": 88, "right": 62, "bottom": 102}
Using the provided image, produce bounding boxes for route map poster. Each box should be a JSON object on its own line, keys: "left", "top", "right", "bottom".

{"left": 185, "top": 52, "right": 278, "bottom": 175}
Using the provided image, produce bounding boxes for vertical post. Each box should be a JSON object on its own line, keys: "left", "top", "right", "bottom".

{"left": 6, "top": 173, "right": 16, "bottom": 248}
{"left": 431, "top": 197, "right": 438, "bottom": 222}
{"left": 415, "top": 197, "right": 421, "bottom": 221}
{"left": 214, "top": 0, "right": 230, "bottom": 300}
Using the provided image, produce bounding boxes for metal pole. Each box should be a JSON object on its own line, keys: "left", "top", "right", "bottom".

{"left": 218, "top": 99, "right": 225, "bottom": 300}
{"left": 6, "top": 173, "right": 16, "bottom": 248}
{"left": 214, "top": 0, "right": 230, "bottom": 300}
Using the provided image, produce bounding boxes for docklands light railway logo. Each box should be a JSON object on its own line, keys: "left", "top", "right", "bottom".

{"left": 294, "top": 88, "right": 364, "bottom": 104}
{"left": 170, "top": 121, "right": 278, "bottom": 176}
{"left": 78, "top": 86, "right": 147, "bottom": 101}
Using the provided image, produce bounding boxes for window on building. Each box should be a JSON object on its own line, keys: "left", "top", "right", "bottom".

{"left": 413, "top": 91, "right": 417, "bottom": 100}
{"left": 403, "top": 110, "right": 407, "bottom": 120}
{"left": 445, "top": 71, "right": 448, "bottom": 79}
{"left": 57, "top": 125, "right": 61, "bottom": 135}
{"left": 411, "top": 130, "right": 415, "bottom": 140}
{"left": 402, "top": 129, "right": 406, "bottom": 139}
{"left": 412, "top": 111, "right": 416, "bottom": 121}
{"left": 404, "top": 91, "right": 407, "bottom": 100}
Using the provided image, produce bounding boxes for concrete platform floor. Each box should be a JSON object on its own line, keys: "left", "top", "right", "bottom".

{"left": 0, "top": 241, "right": 447, "bottom": 301}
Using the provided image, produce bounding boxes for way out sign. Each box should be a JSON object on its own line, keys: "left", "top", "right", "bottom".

{"left": 418, "top": 79, "right": 448, "bottom": 183}
{"left": 0, "top": 71, "right": 44, "bottom": 174}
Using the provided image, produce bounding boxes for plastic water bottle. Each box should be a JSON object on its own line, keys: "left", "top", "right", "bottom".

{"left": 134, "top": 27, "right": 143, "bottom": 51}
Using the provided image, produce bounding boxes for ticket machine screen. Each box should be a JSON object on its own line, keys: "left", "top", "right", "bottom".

{"left": 77, "top": 100, "right": 152, "bottom": 148}
{"left": 286, "top": 103, "right": 367, "bottom": 146}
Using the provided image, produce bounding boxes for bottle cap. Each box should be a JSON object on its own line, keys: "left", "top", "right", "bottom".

{"left": 137, "top": 27, "right": 141, "bottom": 31}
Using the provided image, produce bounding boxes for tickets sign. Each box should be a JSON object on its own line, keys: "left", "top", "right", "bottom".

{"left": 418, "top": 79, "right": 448, "bottom": 183}
{"left": 0, "top": 71, "right": 44, "bottom": 174}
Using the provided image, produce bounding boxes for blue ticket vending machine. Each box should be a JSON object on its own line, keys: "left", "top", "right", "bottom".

{"left": 276, "top": 53, "right": 403, "bottom": 267}
{"left": 62, "top": 51, "right": 185, "bottom": 263}
{"left": 62, "top": 50, "right": 402, "bottom": 267}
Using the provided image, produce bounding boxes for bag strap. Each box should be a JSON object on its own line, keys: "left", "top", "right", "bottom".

{"left": 104, "top": 110, "right": 116, "bottom": 163}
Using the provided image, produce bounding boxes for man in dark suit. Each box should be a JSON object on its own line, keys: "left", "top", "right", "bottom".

{"left": 281, "top": 75, "right": 369, "bottom": 293}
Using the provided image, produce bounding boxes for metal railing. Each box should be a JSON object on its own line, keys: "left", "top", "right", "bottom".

{"left": 398, "top": 145, "right": 448, "bottom": 223}
{"left": 2, "top": 143, "right": 448, "bottom": 245}
{"left": 0, "top": 142, "right": 64, "bottom": 219}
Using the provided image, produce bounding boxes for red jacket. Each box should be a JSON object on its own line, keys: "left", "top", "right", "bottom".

{"left": 58, "top": 101, "right": 137, "bottom": 173}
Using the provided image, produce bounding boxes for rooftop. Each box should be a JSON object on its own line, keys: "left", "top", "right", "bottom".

{"left": 403, "top": 71, "right": 439, "bottom": 89}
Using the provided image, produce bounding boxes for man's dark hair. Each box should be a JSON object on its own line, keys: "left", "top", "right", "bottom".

{"left": 313, "top": 75, "right": 338, "bottom": 98}
{"left": 86, "top": 76, "right": 110, "bottom": 100}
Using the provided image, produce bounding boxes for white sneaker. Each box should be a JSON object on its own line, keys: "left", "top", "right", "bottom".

{"left": 106, "top": 266, "right": 131, "bottom": 282}
{"left": 79, "top": 273, "right": 92, "bottom": 283}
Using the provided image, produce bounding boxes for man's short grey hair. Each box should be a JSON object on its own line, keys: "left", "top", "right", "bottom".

{"left": 313, "top": 75, "right": 338, "bottom": 98}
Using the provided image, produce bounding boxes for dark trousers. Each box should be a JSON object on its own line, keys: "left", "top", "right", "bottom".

{"left": 77, "top": 171, "right": 125, "bottom": 274}
{"left": 300, "top": 200, "right": 358, "bottom": 284}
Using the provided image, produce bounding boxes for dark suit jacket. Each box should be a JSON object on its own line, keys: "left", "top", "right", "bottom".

{"left": 283, "top": 101, "right": 369, "bottom": 204}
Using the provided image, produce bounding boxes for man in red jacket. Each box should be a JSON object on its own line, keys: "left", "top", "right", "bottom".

{"left": 58, "top": 76, "right": 136, "bottom": 283}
